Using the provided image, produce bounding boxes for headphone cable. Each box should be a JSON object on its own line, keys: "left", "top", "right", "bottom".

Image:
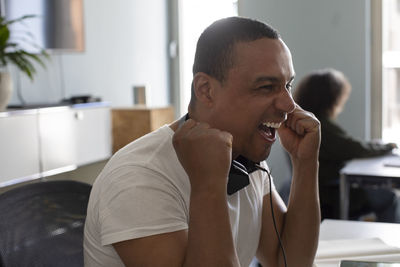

{"left": 255, "top": 164, "right": 288, "bottom": 267}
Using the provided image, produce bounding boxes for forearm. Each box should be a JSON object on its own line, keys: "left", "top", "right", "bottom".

{"left": 283, "top": 158, "right": 320, "bottom": 267}
{"left": 172, "top": 119, "right": 238, "bottom": 266}
{"left": 322, "top": 127, "right": 393, "bottom": 161}
{"left": 183, "top": 185, "right": 240, "bottom": 267}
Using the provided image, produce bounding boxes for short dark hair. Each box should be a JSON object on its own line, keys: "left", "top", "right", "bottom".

{"left": 293, "top": 68, "right": 349, "bottom": 117}
{"left": 190, "top": 17, "right": 280, "bottom": 107}
{"left": 193, "top": 16, "right": 280, "bottom": 82}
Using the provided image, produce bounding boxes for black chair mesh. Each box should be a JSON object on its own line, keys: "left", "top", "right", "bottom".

{"left": 0, "top": 180, "right": 92, "bottom": 267}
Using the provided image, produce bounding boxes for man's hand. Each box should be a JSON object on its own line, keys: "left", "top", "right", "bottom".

{"left": 277, "top": 105, "right": 321, "bottom": 161}
{"left": 172, "top": 119, "right": 240, "bottom": 267}
{"left": 172, "top": 119, "right": 233, "bottom": 193}
{"left": 388, "top": 143, "right": 398, "bottom": 149}
{"left": 257, "top": 105, "right": 321, "bottom": 267}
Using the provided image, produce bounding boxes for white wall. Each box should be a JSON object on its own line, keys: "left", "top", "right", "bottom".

{"left": 9, "top": 0, "right": 169, "bottom": 108}
{"left": 239, "top": 0, "right": 370, "bottom": 139}
{"left": 239, "top": 0, "right": 371, "bottom": 188}
{"left": 6, "top": 0, "right": 374, "bottom": 190}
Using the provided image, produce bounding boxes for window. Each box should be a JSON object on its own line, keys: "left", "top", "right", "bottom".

{"left": 381, "top": 0, "right": 400, "bottom": 144}
{"left": 177, "top": 0, "right": 237, "bottom": 116}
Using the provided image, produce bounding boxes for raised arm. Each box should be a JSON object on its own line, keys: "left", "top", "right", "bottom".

{"left": 173, "top": 119, "right": 240, "bottom": 267}
{"left": 257, "top": 105, "right": 321, "bottom": 267}
{"left": 113, "top": 119, "right": 240, "bottom": 267}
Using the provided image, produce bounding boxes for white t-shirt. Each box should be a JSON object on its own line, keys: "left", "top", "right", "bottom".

{"left": 84, "top": 125, "right": 275, "bottom": 267}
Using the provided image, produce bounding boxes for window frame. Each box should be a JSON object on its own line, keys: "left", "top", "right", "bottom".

{"left": 370, "top": 0, "right": 383, "bottom": 140}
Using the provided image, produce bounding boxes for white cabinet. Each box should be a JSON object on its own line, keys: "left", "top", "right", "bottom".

{"left": 0, "top": 111, "right": 41, "bottom": 185}
{"left": 73, "top": 106, "right": 111, "bottom": 166}
{"left": 38, "top": 107, "right": 76, "bottom": 174}
{"left": 0, "top": 103, "right": 111, "bottom": 186}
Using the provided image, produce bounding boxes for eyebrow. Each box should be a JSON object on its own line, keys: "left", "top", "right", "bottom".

{"left": 254, "top": 75, "right": 295, "bottom": 84}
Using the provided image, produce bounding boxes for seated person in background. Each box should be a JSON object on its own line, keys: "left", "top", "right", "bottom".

{"left": 84, "top": 17, "right": 321, "bottom": 267}
{"left": 294, "top": 68, "right": 398, "bottom": 222}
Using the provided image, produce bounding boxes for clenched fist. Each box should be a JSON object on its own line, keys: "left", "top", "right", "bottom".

{"left": 173, "top": 119, "right": 233, "bottom": 194}
{"left": 278, "top": 105, "right": 321, "bottom": 161}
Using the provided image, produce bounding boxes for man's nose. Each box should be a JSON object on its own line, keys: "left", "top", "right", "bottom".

{"left": 275, "top": 88, "right": 296, "bottom": 113}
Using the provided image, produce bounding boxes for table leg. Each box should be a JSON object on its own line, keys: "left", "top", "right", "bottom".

{"left": 340, "top": 173, "right": 350, "bottom": 220}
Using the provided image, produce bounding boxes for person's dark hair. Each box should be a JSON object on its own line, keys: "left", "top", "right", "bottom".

{"left": 293, "top": 68, "right": 349, "bottom": 117}
{"left": 190, "top": 16, "right": 280, "bottom": 106}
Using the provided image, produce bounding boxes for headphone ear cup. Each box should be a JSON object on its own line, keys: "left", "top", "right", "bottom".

{"left": 231, "top": 160, "right": 249, "bottom": 176}
{"left": 227, "top": 160, "right": 250, "bottom": 195}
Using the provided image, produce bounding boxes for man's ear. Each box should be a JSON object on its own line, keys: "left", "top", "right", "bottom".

{"left": 192, "top": 72, "right": 214, "bottom": 106}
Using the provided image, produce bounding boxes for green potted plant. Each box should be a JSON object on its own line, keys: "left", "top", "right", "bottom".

{"left": 0, "top": 15, "right": 48, "bottom": 111}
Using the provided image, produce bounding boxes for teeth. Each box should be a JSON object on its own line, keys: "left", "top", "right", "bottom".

{"left": 262, "top": 122, "right": 281, "bottom": 129}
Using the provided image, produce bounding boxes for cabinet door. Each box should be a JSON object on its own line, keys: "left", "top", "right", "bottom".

{"left": 38, "top": 107, "right": 76, "bottom": 174}
{"left": 73, "top": 106, "right": 111, "bottom": 166}
{"left": 0, "top": 112, "right": 41, "bottom": 185}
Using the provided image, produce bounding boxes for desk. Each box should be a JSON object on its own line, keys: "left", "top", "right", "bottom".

{"left": 339, "top": 152, "right": 400, "bottom": 219}
{"left": 317, "top": 219, "right": 400, "bottom": 266}
{"left": 320, "top": 219, "right": 400, "bottom": 248}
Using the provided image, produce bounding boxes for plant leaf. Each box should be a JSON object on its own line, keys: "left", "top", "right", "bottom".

{"left": 4, "top": 15, "right": 37, "bottom": 26}
{"left": 8, "top": 51, "right": 37, "bottom": 80}
{"left": 20, "top": 50, "right": 46, "bottom": 68}
{"left": 0, "top": 14, "right": 48, "bottom": 80}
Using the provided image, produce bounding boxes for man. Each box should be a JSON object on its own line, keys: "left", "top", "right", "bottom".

{"left": 84, "top": 17, "right": 321, "bottom": 267}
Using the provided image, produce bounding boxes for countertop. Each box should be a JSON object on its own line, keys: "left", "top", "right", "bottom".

{"left": 1, "top": 102, "right": 110, "bottom": 117}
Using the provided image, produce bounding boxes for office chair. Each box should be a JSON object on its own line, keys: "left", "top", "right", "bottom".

{"left": 0, "top": 180, "right": 92, "bottom": 267}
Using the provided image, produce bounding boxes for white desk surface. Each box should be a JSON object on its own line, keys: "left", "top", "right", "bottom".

{"left": 340, "top": 152, "right": 400, "bottom": 178}
{"left": 320, "top": 219, "right": 400, "bottom": 248}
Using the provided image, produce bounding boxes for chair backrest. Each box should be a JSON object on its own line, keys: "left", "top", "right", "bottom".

{"left": 0, "top": 180, "right": 92, "bottom": 267}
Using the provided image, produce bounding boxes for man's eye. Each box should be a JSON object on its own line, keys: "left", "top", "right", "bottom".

{"left": 286, "top": 83, "right": 293, "bottom": 91}
{"left": 259, "top": 85, "right": 274, "bottom": 90}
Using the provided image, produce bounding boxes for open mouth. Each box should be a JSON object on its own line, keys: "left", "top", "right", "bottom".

{"left": 258, "top": 122, "right": 281, "bottom": 142}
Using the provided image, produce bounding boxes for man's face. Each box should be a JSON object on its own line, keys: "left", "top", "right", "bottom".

{"left": 208, "top": 38, "right": 296, "bottom": 162}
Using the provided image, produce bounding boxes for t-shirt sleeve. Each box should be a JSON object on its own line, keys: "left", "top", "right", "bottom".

{"left": 98, "top": 165, "right": 188, "bottom": 246}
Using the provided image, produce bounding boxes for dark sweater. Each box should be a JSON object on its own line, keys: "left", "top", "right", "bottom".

{"left": 318, "top": 115, "right": 393, "bottom": 217}
{"left": 319, "top": 116, "right": 393, "bottom": 187}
